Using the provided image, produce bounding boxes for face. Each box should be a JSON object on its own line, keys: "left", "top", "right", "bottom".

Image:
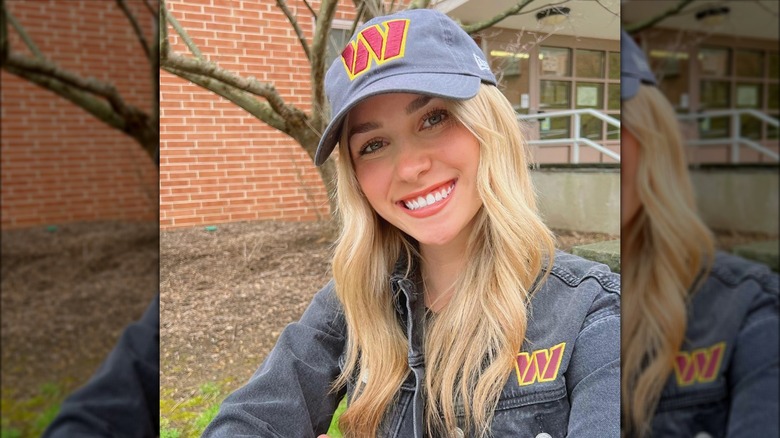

{"left": 621, "top": 125, "right": 641, "bottom": 227}
{"left": 347, "top": 93, "right": 482, "bottom": 253}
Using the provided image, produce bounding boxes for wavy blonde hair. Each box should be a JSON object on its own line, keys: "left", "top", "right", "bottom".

{"left": 621, "top": 85, "right": 715, "bottom": 437}
{"left": 330, "top": 84, "right": 556, "bottom": 437}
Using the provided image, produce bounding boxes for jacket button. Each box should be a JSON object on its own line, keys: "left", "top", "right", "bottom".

{"left": 694, "top": 433, "right": 712, "bottom": 438}
{"left": 536, "top": 434, "right": 553, "bottom": 438}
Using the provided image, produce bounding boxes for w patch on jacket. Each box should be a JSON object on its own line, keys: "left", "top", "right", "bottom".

{"left": 673, "top": 342, "right": 726, "bottom": 386}
{"left": 514, "top": 342, "right": 566, "bottom": 386}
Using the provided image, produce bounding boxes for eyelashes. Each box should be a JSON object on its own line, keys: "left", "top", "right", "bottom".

{"left": 354, "top": 107, "right": 451, "bottom": 157}
{"left": 420, "top": 108, "right": 450, "bottom": 130}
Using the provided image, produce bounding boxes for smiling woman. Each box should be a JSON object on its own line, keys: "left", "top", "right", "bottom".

{"left": 203, "top": 8, "right": 620, "bottom": 438}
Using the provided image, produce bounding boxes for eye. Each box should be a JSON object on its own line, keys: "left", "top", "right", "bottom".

{"left": 359, "top": 138, "right": 386, "bottom": 156}
{"left": 421, "top": 109, "right": 449, "bottom": 130}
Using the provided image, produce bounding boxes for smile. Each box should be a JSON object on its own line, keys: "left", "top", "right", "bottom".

{"left": 401, "top": 180, "right": 456, "bottom": 211}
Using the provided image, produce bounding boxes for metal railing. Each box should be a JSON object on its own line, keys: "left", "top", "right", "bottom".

{"left": 677, "top": 109, "right": 779, "bottom": 163}
{"left": 517, "top": 109, "right": 621, "bottom": 163}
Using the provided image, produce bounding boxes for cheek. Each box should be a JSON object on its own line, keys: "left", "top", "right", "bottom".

{"left": 355, "top": 163, "right": 392, "bottom": 205}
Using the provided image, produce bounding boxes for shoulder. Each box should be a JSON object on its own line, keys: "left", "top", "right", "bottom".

{"left": 524, "top": 250, "right": 620, "bottom": 360}
{"left": 530, "top": 250, "right": 620, "bottom": 328}
{"left": 704, "top": 251, "right": 778, "bottom": 296}
{"left": 547, "top": 250, "right": 621, "bottom": 294}
{"left": 299, "top": 280, "right": 347, "bottom": 338}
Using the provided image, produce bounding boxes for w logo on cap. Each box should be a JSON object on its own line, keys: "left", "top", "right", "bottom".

{"left": 340, "top": 19, "right": 410, "bottom": 80}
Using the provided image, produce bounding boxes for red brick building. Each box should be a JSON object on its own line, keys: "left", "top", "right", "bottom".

{"left": 1, "top": 0, "right": 158, "bottom": 229}
{"left": 160, "top": 0, "right": 338, "bottom": 228}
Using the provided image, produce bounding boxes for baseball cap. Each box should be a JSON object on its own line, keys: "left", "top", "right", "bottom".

{"left": 314, "top": 9, "right": 497, "bottom": 166}
{"left": 621, "top": 30, "right": 657, "bottom": 101}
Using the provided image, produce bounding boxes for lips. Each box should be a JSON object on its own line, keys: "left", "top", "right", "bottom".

{"left": 400, "top": 180, "right": 456, "bottom": 211}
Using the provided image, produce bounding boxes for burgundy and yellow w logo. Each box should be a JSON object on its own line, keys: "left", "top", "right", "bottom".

{"left": 673, "top": 342, "right": 726, "bottom": 386}
{"left": 340, "top": 19, "right": 410, "bottom": 80}
{"left": 514, "top": 342, "right": 566, "bottom": 386}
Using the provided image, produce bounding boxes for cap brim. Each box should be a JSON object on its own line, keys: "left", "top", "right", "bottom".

{"left": 314, "top": 72, "right": 483, "bottom": 166}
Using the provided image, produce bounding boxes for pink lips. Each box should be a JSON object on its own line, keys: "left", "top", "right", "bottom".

{"left": 398, "top": 179, "right": 457, "bottom": 218}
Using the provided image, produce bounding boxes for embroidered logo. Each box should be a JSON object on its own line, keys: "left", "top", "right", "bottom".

{"left": 514, "top": 342, "right": 566, "bottom": 386}
{"left": 341, "top": 19, "right": 410, "bottom": 80}
{"left": 473, "top": 52, "right": 490, "bottom": 71}
{"left": 673, "top": 342, "right": 726, "bottom": 386}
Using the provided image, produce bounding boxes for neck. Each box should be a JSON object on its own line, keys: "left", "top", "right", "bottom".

{"left": 419, "top": 233, "right": 469, "bottom": 312}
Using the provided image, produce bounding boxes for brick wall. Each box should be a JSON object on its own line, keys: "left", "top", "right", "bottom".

{"left": 1, "top": 0, "right": 158, "bottom": 229}
{"left": 159, "top": 0, "right": 348, "bottom": 228}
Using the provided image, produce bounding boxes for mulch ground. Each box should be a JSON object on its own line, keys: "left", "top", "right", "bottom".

{"left": 1, "top": 221, "right": 159, "bottom": 403}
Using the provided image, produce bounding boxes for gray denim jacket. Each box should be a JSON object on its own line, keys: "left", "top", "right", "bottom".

{"left": 650, "top": 252, "right": 779, "bottom": 438}
{"left": 202, "top": 251, "right": 620, "bottom": 437}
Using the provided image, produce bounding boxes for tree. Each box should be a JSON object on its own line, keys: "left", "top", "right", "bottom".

{"left": 0, "top": 0, "right": 160, "bottom": 165}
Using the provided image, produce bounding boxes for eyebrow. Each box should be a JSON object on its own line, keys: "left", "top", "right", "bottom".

{"left": 405, "top": 95, "right": 433, "bottom": 115}
{"left": 347, "top": 95, "right": 435, "bottom": 144}
{"left": 347, "top": 121, "right": 381, "bottom": 141}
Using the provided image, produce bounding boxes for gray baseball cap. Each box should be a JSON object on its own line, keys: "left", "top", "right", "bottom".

{"left": 314, "top": 9, "right": 497, "bottom": 166}
{"left": 621, "top": 30, "right": 657, "bottom": 101}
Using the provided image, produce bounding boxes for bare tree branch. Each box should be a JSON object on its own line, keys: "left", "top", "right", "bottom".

{"left": 302, "top": 0, "right": 317, "bottom": 21}
{"left": 1, "top": 0, "right": 8, "bottom": 63}
{"left": 5, "top": 64, "right": 125, "bottom": 129}
{"left": 163, "top": 0, "right": 203, "bottom": 60}
{"left": 163, "top": 64, "right": 288, "bottom": 133}
{"left": 116, "top": 0, "right": 151, "bottom": 61}
{"left": 159, "top": 0, "right": 169, "bottom": 60}
{"left": 5, "top": 52, "right": 134, "bottom": 114}
{"left": 594, "top": 0, "right": 620, "bottom": 20}
{"left": 276, "top": 0, "right": 311, "bottom": 61}
{"left": 407, "top": 0, "right": 430, "bottom": 10}
{"left": 310, "top": 0, "right": 338, "bottom": 130}
{"left": 142, "top": 0, "right": 156, "bottom": 17}
{"left": 162, "top": 50, "right": 306, "bottom": 124}
{"left": 5, "top": 6, "right": 42, "bottom": 58}
{"left": 623, "top": 0, "right": 697, "bottom": 34}
{"left": 460, "top": 0, "right": 534, "bottom": 34}
{"left": 349, "top": 1, "right": 366, "bottom": 37}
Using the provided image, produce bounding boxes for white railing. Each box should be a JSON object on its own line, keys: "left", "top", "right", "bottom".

{"left": 677, "top": 109, "right": 779, "bottom": 163}
{"left": 517, "top": 109, "right": 621, "bottom": 163}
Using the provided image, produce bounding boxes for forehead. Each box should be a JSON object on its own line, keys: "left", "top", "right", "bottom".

{"left": 347, "top": 93, "right": 438, "bottom": 123}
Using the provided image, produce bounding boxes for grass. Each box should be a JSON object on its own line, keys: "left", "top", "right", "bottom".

{"left": 160, "top": 379, "right": 233, "bottom": 437}
{"left": 1, "top": 381, "right": 68, "bottom": 437}
{"left": 327, "top": 397, "right": 347, "bottom": 437}
{"left": 161, "top": 380, "right": 347, "bottom": 437}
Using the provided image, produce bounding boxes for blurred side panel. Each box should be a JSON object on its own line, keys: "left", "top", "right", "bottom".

{"left": 1, "top": 0, "right": 159, "bottom": 436}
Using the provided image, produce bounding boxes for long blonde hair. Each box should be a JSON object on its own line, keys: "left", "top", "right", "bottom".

{"left": 621, "top": 85, "right": 715, "bottom": 437}
{"left": 331, "top": 84, "right": 556, "bottom": 437}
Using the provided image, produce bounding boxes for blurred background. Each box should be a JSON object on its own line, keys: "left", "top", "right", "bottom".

{"left": 623, "top": 0, "right": 779, "bottom": 257}
{"left": 1, "top": 0, "right": 158, "bottom": 435}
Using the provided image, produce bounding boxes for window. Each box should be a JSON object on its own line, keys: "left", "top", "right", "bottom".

{"left": 538, "top": 47, "right": 619, "bottom": 142}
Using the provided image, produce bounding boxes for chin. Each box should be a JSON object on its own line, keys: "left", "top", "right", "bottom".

{"left": 413, "top": 231, "right": 458, "bottom": 247}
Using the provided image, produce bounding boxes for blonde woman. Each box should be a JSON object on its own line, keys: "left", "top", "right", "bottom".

{"left": 620, "top": 32, "right": 779, "bottom": 437}
{"left": 204, "top": 9, "right": 619, "bottom": 438}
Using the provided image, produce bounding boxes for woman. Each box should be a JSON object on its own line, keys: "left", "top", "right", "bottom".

{"left": 620, "top": 32, "right": 779, "bottom": 437}
{"left": 204, "top": 9, "right": 620, "bottom": 438}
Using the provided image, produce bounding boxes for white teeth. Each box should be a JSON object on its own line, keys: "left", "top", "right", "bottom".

{"left": 403, "top": 183, "right": 455, "bottom": 211}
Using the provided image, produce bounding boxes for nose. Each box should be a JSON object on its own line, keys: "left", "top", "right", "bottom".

{"left": 394, "top": 139, "right": 431, "bottom": 182}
